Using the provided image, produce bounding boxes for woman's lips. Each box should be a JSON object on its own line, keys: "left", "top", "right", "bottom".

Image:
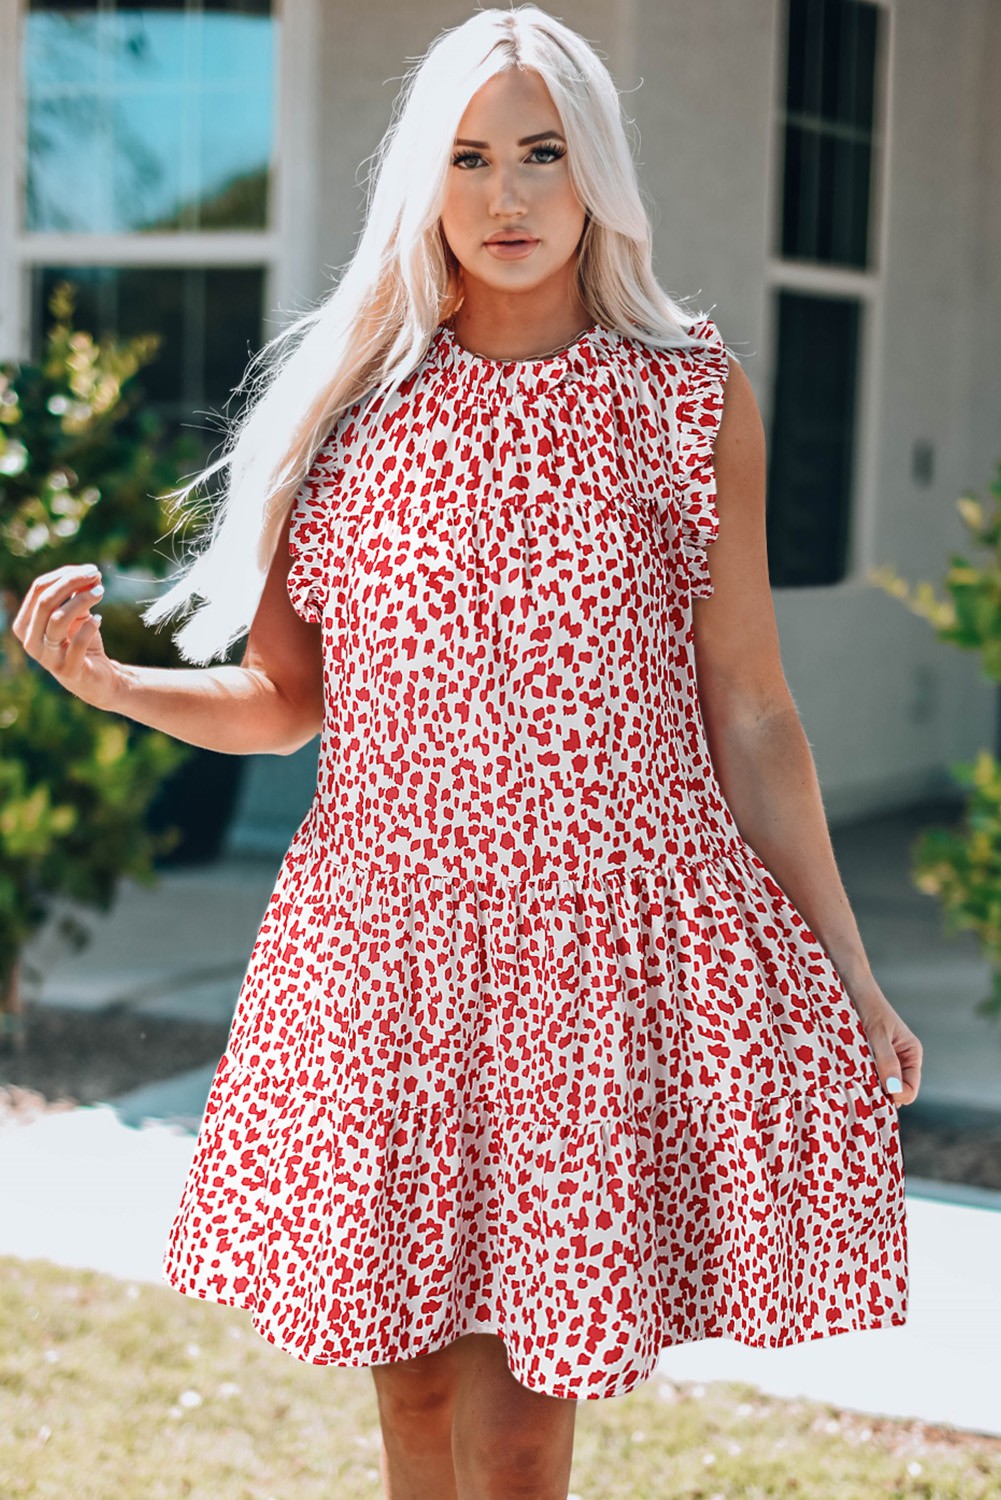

{"left": 484, "top": 238, "right": 539, "bottom": 259}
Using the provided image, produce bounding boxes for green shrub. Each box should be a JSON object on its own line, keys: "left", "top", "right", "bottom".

{"left": 0, "top": 282, "right": 208, "bottom": 1023}
{"left": 870, "top": 459, "right": 1001, "bottom": 1024}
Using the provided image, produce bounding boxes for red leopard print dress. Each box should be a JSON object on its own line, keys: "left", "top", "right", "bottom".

{"left": 162, "top": 315, "right": 909, "bottom": 1400}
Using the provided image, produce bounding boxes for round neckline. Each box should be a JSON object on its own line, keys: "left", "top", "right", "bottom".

{"left": 437, "top": 320, "right": 602, "bottom": 370}
{"left": 427, "top": 319, "right": 618, "bottom": 404}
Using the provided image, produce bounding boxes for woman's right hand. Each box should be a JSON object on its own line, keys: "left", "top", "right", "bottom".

{"left": 11, "top": 564, "right": 121, "bottom": 712}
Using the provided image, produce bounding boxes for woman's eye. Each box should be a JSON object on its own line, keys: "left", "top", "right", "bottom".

{"left": 450, "top": 144, "right": 566, "bottom": 169}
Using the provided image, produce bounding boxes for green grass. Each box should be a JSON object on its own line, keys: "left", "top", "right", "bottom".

{"left": 2, "top": 1254, "right": 999, "bottom": 1499}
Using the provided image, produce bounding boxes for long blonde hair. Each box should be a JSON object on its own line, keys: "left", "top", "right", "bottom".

{"left": 142, "top": 4, "right": 717, "bottom": 665}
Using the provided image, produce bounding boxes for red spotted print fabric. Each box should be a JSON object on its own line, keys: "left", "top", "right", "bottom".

{"left": 162, "top": 315, "right": 909, "bottom": 1401}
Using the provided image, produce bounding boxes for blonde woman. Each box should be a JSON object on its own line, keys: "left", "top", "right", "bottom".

{"left": 14, "top": 6, "right": 921, "bottom": 1497}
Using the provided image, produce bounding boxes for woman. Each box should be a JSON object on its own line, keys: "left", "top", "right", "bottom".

{"left": 13, "top": 7, "right": 922, "bottom": 1498}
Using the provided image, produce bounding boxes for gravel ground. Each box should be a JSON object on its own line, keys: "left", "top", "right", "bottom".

{"left": 895, "top": 1106, "right": 1001, "bottom": 1191}
{"left": 0, "top": 1001, "right": 231, "bottom": 1129}
{"left": 1, "top": 1001, "right": 999, "bottom": 1194}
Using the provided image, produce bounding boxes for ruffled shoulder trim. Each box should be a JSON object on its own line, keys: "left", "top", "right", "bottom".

{"left": 671, "top": 316, "right": 731, "bottom": 600}
{"left": 285, "top": 428, "right": 347, "bottom": 625}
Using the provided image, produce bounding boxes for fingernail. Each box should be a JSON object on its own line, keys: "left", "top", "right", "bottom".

{"left": 886, "top": 1075, "right": 902, "bottom": 1094}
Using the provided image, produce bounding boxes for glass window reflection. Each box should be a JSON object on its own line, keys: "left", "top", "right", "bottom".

{"left": 32, "top": 264, "right": 266, "bottom": 468}
{"left": 24, "top": 2, "right": 275, "bottom": 233}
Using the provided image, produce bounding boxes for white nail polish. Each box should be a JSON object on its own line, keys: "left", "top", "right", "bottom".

{"left": 886, "top": 1075, "right": 902, "bottom": 1094}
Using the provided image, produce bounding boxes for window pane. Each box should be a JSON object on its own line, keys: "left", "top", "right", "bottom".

{"left": 831, "top": 135, "right": 872, "bottom": 267}
{"left": 785, "top": 0, "right": 877, "bottom": 130}
{"left": 781, "top": 0, "right": 880, "bottom": 268}
{"left": 23, "top": 0, "right": 275, "bottom": 233}
{"left": 766, "top": 292, "right": 860, "bottom": 587}
{"left": 781, "top": 125, "right": 872, "bottom": 267}
{"left": 780, "top": 121, "right": 817, "bottom": 259}
{"left": 784, "top": 0, "right": 814, "bottom": 117}
{"left": 31, "top": 264, "right": 265, "bottom": 467}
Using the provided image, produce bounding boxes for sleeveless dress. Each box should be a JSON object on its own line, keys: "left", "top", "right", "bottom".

{"left": 161, "top": 315, "right": 909, "bottom": 1400}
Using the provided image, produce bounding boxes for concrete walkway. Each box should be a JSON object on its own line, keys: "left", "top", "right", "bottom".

{"left": 3, "top": 798, "right": 1000, "bottom": 1436}
{"left": 1, "top": 1100, "right": 998, "bottom": 1436}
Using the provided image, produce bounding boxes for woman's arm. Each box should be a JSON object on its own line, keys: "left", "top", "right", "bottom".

{"left": 694, "top": 356, "right": 923, "bottom": 1105}
{"left": 12, "top": 508, "right": 324, "bottom": 758}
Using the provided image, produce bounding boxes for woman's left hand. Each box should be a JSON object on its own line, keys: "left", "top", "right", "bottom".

{"left": 844, "top": 976, "right": 923, "bottom": 1106}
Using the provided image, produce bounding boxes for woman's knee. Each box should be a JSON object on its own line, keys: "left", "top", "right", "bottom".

{"left": 456, "top": 1432, "right": 575, "bottom": 1500}
{"left": 450, "top": 1339, "right": 577, "bottom": 1495}
{"left": 369, "top": 1345, "right": 460, "bottom": 1432}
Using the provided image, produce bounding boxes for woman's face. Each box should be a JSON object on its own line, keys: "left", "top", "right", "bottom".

{"left": 440, "top": 67, "right": 588, "bottom": 311}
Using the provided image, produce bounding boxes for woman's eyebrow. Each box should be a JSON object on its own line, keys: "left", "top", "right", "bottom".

{"left": 453, "top": 130, "right": 567, "bottom": 148}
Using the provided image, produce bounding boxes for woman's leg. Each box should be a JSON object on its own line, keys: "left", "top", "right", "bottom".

{"left": 450, "top": 1334, "right": 578, "bottom": 1500}
{"left": 370, "top": 1339, "right": 462, "bottom": 1500}
{"left": 370, "top": 1332, "right": 578, "bottom": 1500}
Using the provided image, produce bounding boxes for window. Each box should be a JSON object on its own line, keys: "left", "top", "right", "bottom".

{"left": 14, "top": 0, "right": 280, "bottom": 462}
{"left": 766, "top": 290, "right": 860, "bottom": 586}
{"left": 780, "top": 0, "right": 879, "bottom": 268}
{"left": 768, "top": 0, "right": 887, "bottom": 588}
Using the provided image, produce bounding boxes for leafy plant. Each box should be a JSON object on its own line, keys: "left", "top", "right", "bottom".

{"left": 0, "top": 637, "right": 187, "bottom": 993}
{"left": 869, "top": 458, "right": 1001, "bottom": 1025}
{"left": 0, "top": 281, "right": 213, "bottom": 1043}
